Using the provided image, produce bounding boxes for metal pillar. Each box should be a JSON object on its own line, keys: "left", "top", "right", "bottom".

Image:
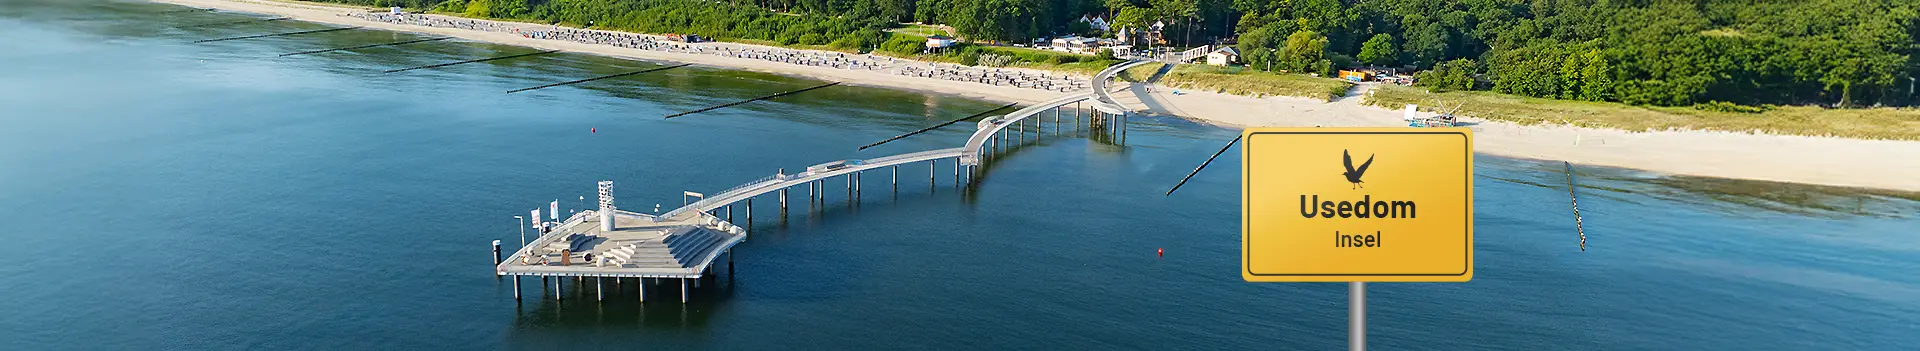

{"left": 1054, "top": 107, "right": 1060, "bottom": 134}
{"left": 638, "top": 278, "right": 646, "bottom": 303}
{"left": 680, "top": 279, "right": 689, "bottom": 304}
{"left": 952, "top": 158, "right": 959, "bottom": 186}
{"left": 779, "top": 187, "right": 787, "bottom": 212}
{"left": 1351, "top": 282, "right": 1366, "bottom": 351}
{"left": 724, "top": 204, "right": 732, "bottom": 222}
{"left": 929, "top": 161, "right": 935, "bottom": 186}
{"left": 554, "top": 276, "right": 562, "bottom": 301}
{"left": 891, "top": 165, "right": 898, "bottom": 191}
{"left": 492, "top": 240, "right": 502, "bottom": 265}
{"left": 597, "top": 277, "right": 604, "bottom": 302}
{"left": 512, "top": 276, "right": 521, "bottom": 300}
{"left": 745, "top": 198, "right": 752, "bottom": 228}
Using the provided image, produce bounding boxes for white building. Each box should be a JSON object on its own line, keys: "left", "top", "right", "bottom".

{"left": 1206, "top": 46, "right": 1240, "bottom": 66}
{"left": 1050, "top": 36, "right": 1100, "bottom": 54}
{"left": 925, "top": 35, "right": 956, "bottom": 49}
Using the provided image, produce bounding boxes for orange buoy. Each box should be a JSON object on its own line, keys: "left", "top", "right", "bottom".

{"left": 1157, "top": 248, "right": 1163, "bottom": 257}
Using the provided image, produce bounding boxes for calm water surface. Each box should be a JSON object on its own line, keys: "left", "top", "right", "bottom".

{"left": 2, "top": 1, "right": 1918, "bottom": 349}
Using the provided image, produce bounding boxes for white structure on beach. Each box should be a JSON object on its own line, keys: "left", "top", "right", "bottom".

{"left": 1206, "top": 46, "right": 1240, "bottom": 66}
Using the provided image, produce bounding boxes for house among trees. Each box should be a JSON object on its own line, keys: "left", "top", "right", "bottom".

{"left": 1206, "top": 46, "right": 1239, "bottom": 66}
{"left": 1076, "top": 14, "right": 1110, "bottom": 32}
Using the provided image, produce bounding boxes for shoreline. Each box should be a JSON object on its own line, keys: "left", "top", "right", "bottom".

{"left": 153, "top": 0, "right": 1920, "bottom": 192}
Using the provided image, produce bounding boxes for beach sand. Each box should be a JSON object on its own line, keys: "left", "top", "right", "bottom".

{"left": 156, "top": 0, "right": 1920, "bottom": 192}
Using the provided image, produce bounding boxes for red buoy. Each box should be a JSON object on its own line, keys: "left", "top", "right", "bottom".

{"left": 1157, "top": 248, "right": 1163, "bottom": 257}
{"left": 590, "top": 127, "right": 596, "bottom": 133}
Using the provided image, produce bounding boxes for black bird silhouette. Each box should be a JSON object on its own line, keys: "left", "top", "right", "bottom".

{"left": 1343, "top": 149, "right": 1374, "bottom": 189}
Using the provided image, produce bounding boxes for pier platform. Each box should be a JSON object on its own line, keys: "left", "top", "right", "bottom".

{"left": 496, "top": 209, "right": 744, "bottom": 279}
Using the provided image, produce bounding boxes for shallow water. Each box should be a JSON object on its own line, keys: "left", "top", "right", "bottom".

{"left": 2, "top": 1, "right": 1917, "bottom": 349}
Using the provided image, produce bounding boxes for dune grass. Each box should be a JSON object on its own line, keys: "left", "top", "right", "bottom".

{"left": 1364, "top": 85, "right": 1920, "bottom": 140}
{"left": 1152, "top": 64, "right": 1355, "bottom": 101}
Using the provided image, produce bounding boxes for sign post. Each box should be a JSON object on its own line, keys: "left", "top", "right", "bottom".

{"left": 1241, "top": 128, "right": 1475, "bottom": 350}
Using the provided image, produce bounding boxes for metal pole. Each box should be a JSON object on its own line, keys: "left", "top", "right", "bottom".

{"left": 638, "top": 278, "right": 646, "bottom": 303}
{"left": 681, "top": 279, "right": 689, "bottom": 304}
{"left": 891, "top": 165, "right": 898, "bottom": 191}
{"left": 513, "top": 275, "right": 521, "bottom": 300}
{"left": 1351, "top": 282, "right": 1366, "bottom": 351}
{"left": 725, "top": 204, "right": 732, "bottom": 222}
{"left": 555, "top": 276, "right": 563, "bottom": 301}
{"left": 952, "top": 158, "right": 959, "bottom": 186}
{"left": 779, "top": 187, "right": 787, "bottom": 212}
{"left": 492, "top": 240, "right": 502, "bottom": 265}
{"left": 516, "top": 216, "right": 526, "bottom": 248}
{"left": 597, "top": 277, "right": 604, "bottom": 302}
{"left": 930, "top": 161, "right": 935, "bottom": 186}
{"left": 745, "top": 199, "right": 753, "bottom": 228}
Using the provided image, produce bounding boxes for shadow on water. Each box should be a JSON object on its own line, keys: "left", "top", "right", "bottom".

{"left": 510, "top": 275, "right": 740, "bottom": 329}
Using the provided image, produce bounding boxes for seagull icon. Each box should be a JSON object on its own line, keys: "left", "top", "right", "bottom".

{"left": 1343, "top": 149, "right": 1374, "bottom": 189}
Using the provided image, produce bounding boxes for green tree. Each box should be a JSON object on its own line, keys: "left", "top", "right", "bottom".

{"left": 1357, "top": 33, "right": 1396, "bottom": 67}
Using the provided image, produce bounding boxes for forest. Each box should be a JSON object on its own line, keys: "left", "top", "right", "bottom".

{"left": 316, "top": 0, "right": 1917, "bottom": 107}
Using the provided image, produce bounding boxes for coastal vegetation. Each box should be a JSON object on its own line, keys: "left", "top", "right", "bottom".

{"left": 320, "top": 0, "right": 1917, "bottom": 111}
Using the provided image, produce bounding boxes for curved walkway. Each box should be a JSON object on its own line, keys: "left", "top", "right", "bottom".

{"left": 660, "top": 60, "right": 1150, "bottom": 220}
{"left": 958, "top": 59, "right": 1150, "bottom": 165}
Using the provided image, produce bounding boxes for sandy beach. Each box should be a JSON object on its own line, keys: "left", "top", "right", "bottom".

{"left": 155, "top": 0, "right": 1920, "bottom": 192}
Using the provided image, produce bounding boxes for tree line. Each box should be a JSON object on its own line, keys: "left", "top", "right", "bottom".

{"left": 319, "top": 0, "right": 1918, "bottom": 107}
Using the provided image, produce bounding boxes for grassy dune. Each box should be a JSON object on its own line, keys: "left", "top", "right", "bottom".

{"left": 1153, "top": 64, "right": 1354, "bottom": 101}
{"left": 1364, "top": 85, "right": 1920, "bottom": 140}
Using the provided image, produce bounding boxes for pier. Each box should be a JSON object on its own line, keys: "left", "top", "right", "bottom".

{"left": 496, "top": 60, "right": 1153, "bottom": 304}
{"left": 496, "top": 182, "right": 746, "bottom": 304}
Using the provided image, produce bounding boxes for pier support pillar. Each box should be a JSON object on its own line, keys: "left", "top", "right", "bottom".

{"left": 855, "top": 171, "right": 862, "bottom": 200}
{"left": 724, "top": 205, "right": 732, "bottom": 223}
{"left": 597, "top": 277, "right": 604, "bottom": 302}
{"left": 512, "top": 276, "right": 521, "bottom": 300}
{"left": 952, "top": 158, "right": 960, "bottom": 186}
{"left": 929, "top": 161, "right": 935, "bottom": 187}
{"left": 681, "top": 279, "right": 689, "bottom": 304}
{"left": 492, "top": 240, "right": 502, "bottom": 266}
{"left": 891, "top": 165, "right": 897, "bottom": 191}
{"left": 638, "top": 278, "right": 646, "bottom": 303}
{"left": 779, "top": 188, "right": 787, "bottom": 213}
{"left": 745, "top": 199, "right": 752, "bottom": 229}
{"left": 554, "top": 276, "right": 562, "bottom": 301}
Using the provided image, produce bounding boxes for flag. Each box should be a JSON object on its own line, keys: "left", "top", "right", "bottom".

{"left": 531, "top": 209, "right": 541, "bottom": 228}
{"left": 550, "top": 200, "right": 559, "bottom": 221}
